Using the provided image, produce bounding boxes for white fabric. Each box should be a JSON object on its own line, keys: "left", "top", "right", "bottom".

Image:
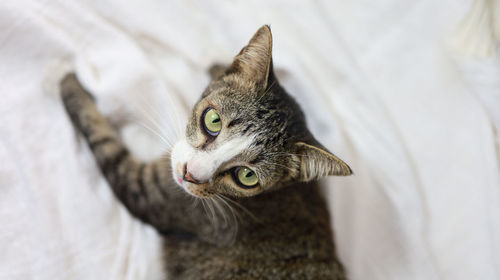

{"left": 1, "top": 0, "right": 499, "bottom": 279}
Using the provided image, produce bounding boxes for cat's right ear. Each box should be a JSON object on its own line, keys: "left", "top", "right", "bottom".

{"left": 227, "top": 25, "right": 273, "bottom": 89}
{"left": 294, "top": 142, "right": 352, "bottom": 181}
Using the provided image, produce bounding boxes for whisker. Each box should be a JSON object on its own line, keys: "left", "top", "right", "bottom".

{"left": 153, "top": 86, "right": 187, "bottom": 140}
{"left": 188, "top": 196, "right": 200, "bottom": 210}
{"left": 219, "top": 194, "right": 261, "bottom": 223}
{"left": 200, "top": 199, "right": 209, "bottom": 220}
{"left": 215, "top": 194, "right": 239, "bottom": 243}
{"left": 216, "top": 195, "right": 240, "bottom": 223}
{"left": 135, "top": 102, "right": 175, "bottom": 141}
{"left": 211, "top": 196, "right": 229, "bottom": 227}
{"left": 133, "top": 93, "right": 186, "bottom": 152}
{"left": 205, "top": 197, "right": 218, "bottom": 230}
{"left": 135, "top": 121, "right": 173, "bottom": 149}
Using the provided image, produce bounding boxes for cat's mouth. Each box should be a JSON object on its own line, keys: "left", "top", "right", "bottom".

{"left": 179, "top": 179, "right": 213, "bottom": 198}
{"left": 184, "top": 183, "right": 213, "bottom": 198}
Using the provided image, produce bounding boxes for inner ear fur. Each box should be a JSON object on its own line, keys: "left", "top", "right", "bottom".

{"left": 294, "top": 142, "right": 352, "bottom": 181}
{"left": 227, "top": 25, "right": 273, "bottom": 89}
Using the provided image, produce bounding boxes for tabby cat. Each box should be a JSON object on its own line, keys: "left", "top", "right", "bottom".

{"left": 60, "top": 25, "right": 352, "bottom": 279}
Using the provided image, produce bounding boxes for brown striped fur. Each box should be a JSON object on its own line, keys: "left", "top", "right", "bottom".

{"left": 60, "top": 25, "right": 351, "bottom": 279}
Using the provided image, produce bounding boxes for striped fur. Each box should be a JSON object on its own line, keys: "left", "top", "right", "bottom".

{"left": 60, "top": 25, "right": 350, "bottom": 279}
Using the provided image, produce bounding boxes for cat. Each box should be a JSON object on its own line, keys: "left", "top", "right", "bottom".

{"left": 60, "top": 25, "right": 352, "bottom": 280}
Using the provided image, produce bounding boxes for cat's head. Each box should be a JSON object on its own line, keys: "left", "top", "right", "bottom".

{"left": 171, "top": 25, "right": 351, "bottom": 198}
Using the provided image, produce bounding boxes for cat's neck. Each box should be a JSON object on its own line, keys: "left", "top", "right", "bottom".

{"left": 237, "top": 182, "right": 330, "bottom": 227}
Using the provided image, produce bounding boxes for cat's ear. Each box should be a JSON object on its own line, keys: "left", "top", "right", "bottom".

{"left": 228, "top": 25, "right": 273, "bottom": 88}
{"left": 294, "top": 142, "right": 352, "bottom": 181}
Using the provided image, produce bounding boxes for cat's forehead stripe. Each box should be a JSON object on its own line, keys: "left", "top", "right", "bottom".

{"left": 249, "top": 153, "right": 265, "bottom": 165}
{"left": 227, "top": 117, "right": 244, "bottom": 128}
{"left": 211, "top": 136, "right": 255, "bottom": 163}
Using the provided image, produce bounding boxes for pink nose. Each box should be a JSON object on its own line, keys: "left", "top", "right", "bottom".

{"left": 183, "top": 162, "right": 204, "bottom": 184}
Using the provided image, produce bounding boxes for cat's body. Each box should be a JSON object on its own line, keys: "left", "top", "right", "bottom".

{"left": 60, "top": 26, "right": 350, "bottom": 279}
{"left": 164, "top": 182, "right": 342, "bottom": 279}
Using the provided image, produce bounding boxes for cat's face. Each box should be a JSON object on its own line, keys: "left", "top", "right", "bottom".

{"left": 171, "top": 25, "right": 351, "bottom": 198}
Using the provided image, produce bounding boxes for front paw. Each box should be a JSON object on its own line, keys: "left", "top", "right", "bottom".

{"left": 59, "top": 72, "right": 100, "bottom": 131}
{"left": 60, "top": 73, "right": 96, "bottom": 102}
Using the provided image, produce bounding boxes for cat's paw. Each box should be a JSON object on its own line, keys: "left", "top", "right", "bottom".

{"left": 59, "top": 72, "right": 99, "bottom": 131}
{"left": 60, "top": 73, "right": 95, "bottom": 101}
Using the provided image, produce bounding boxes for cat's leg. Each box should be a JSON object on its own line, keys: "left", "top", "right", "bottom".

{"left": 60, "top": 73, "right": 235, "bottom": 242}
{"left": 60, "top": 74, "right": 189, "bottom": 230}
{"left": 60, "top": 73, "right": 175, "bottom": 227}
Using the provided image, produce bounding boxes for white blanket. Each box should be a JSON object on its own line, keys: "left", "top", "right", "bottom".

{"left": 1, "top": 0, "right": 499, "bottom": 279}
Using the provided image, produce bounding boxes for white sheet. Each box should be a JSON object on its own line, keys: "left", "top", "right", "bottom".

{"left": 1, "top": 0, "right": 499, "bottom": 279}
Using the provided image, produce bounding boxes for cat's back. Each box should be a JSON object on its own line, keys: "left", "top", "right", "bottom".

{"left": 163, "top": 182, "right": 346, "bottom": 280}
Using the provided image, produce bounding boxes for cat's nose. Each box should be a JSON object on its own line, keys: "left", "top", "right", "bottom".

{"left": 183, "top": 163, "right": 204, "bottom": 184}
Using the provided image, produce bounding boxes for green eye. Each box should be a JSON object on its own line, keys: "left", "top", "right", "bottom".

{"left": 203, "top": 108, "right": 222, "bottom": 136}
{"left": 235, "top": 167, "right": 259, "bottom": 188}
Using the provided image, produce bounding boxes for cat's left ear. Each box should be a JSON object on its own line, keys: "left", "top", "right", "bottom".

{"left": 294, "top": 142, "right": 352, "bottom": 181}
{"left": 228, "top": 25, "right": 273, "bottom": 89}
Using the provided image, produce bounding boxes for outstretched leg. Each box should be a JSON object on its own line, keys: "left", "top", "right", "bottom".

{"left": 60, "top": 73, "right": 220, "bottom": 239}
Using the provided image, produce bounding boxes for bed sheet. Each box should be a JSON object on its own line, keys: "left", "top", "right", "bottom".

{"left": 0, "top": 0, "right": 499, "bottom": 279}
